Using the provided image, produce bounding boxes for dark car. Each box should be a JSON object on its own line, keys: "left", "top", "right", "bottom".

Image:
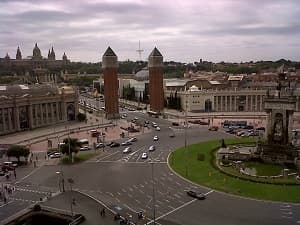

{"left": 257, "top": 127, "right": 265, "bottom": 131}
{"left": 208, "top": 126, "right": 219, "bottom": 131}
{"left": 110, "top": 142, "right": 120, "bottom": 148}
{"left": 186, "top": 190, "right": 206, "bottom": 200}
{"left": 172, "top": 122, "right": 179, "bottom": 126}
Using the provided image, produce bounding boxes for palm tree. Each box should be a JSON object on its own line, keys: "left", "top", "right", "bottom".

{"left": 60, "top": 138, "right": 81, "bottom": 156}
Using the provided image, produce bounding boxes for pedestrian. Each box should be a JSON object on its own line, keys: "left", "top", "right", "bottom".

{"left": 14, "top": 170, "right": 16, "bottom": 179}
{"left": 3, "top": 196, "right": 7, "bottom": 204}
{"left": 36, "top": 156, "right": 38, "bottom": 161}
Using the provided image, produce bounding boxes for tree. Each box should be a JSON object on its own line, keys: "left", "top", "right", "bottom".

{"left": 7, "top": 145, "right": 30, "bottom": 163}
{"left": 60, "top": 138, "right": 81, "bottom": 156}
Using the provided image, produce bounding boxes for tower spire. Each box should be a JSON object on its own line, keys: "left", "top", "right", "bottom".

{"left": 136, "top": 40, "right": 143, "bottom": 61}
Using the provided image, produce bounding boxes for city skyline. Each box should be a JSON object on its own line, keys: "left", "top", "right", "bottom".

{"left": 1, "top": 0, "right": 300, "bottom": 63}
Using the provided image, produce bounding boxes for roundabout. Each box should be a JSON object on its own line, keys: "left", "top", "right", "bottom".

{"left": 2, "top": 111, "right": 300, "bottom": 225}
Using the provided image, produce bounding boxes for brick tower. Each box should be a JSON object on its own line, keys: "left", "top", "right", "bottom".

{"left": 102, "top": 47, "right": 119, "bottom": 119}
{"left": 148, "top": 47, "right": 164, "bottom": 113}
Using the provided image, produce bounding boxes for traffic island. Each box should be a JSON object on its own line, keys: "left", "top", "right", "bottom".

{"left": 169, "top": 138, "right": 300, "bottom": 203}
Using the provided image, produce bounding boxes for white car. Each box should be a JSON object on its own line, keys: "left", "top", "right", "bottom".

{"left": 80, "top": 146, "right": 91, "bottom": 151}
{"left": 156, "top": 127, "right": 161, "bottom": 131}
{"left": 149, "top": 145, "right": 156, "bottom": 151}
{"left": 141, "top": 152, "right": 148, "bottom": 159}
{"left": 123, "top": 147, "right": 132, "bottom": 153}
{"left": 153, "top": 136, "right": 159, "bottom": 141}
{"left": 50, "top": 152, "right": 62, "bottom": 158}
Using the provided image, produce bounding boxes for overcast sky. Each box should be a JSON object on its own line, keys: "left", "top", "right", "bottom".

{"left": 1, "top": 0, "right": 300, "bottom": 63}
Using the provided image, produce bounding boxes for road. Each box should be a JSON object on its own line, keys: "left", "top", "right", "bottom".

{"left": 1, "top": 110, "right": 300, "bottom": 225}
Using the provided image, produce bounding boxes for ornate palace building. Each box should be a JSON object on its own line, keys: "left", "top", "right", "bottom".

{"left": 0, "top": 43, "right": 69, "bottom": 69}
{"left": 0, "top": 84, "right": 78, "bottom": 135}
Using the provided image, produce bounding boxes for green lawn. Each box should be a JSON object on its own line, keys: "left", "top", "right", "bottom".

{"left": 169, "top": 138, "right": 300, "bottom": 203}
{"left": 61, "top": 152, "right": 99, "bottom": 164}
{"left": 243, "top": 161, "right": 283, "bottom": 176}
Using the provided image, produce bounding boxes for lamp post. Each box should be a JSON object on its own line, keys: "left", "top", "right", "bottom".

{"left": 184, "top": 86, "right": 189, "bottom": 177}
{"left": 68, "top": 178, "right": 75, "bottom": 217}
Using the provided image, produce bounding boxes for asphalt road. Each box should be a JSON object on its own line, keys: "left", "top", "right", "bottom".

{"left": 1, "top": 110, "right": 300, "bottom": 225}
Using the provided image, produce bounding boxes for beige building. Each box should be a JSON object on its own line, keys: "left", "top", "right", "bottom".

{"left": 0, "top": 84, "right": 78, "bottom": 135}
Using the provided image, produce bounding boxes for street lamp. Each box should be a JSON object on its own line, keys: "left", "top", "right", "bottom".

{"left": 184, "top": 86, "right": 189, "bottom": 177}
{"left": 56, "top": 171, "right": 65, "bottom": 192}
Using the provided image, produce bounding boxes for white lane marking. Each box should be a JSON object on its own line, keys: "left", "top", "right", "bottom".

{"left": 145, "top": 199, "right": 197, "bottom": 224}
{"left": 96, "top": 151, "right": 119, "bottom": 162}
{"left": 0, "top": 200, "right": 14, "bottom": 208}
{"left": 204, "top": 190, "right": 214, "bottom": 196}
{"left": 15, "top": 166, "right": 43, "bottom": 184}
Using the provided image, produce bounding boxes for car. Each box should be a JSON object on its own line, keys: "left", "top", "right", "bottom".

{"left": 145, "top": 120, "right": 150, "bottom": 124}
{"left": 123, "top": 147, "right": 132, "bottom": 153}
{"left": 80, "top": 146, "right": 91, "bottom": 151}
{"left": 2, "top": 162, "right": 16, "bottom": 171}
{"left": 0, "top": 170, "right": 6, "bottom": 176}
{"left": 134, "top": 117, "right": 138, "bottom": 120}
{"left": 110, "top": 142, "right": 120, "bottom": 148}
{"left": 96, "top": 143, "right": 105, "bottom": 148}
{"left": 128, "top": 137, "right": 137, "bottom": 142}
{"left": 172, "top": 122, "right": 179, "bottom": 126}
{"left": 121, "top": 141, "right": 132, "bottom": 146}
{"left": 186, "top": 190, "right": 206, "bottom": 200}
{"left": 257, "top": 127, "right": 265, "bottom": 131}
{"left": 49, "top": 152, "right": 62, "bottom": 158}
{"left": 153, "top": 136, "right": 159, "bottom": 141}
{"left": 169, "top": 133, "right": 175, "bottom": 138}
{"left": 149, "top": 145, "right": 156, "bottom": 151}
{"left": 155, "top": 127, "right": 161, "bottom": 131}
{"left": 121, "top": 115, "right": 126, "bottom": 119}
{"left": 208, "top": 126, "right": 218, "bottom": 131}
{"left": 152, "top": 123, "right": 158, "bottom": 128}
{"left": 141, "top": 152, "right": 148, "bottom": 159}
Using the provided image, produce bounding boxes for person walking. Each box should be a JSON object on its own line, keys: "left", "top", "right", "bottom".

{"left": 13, "top": 170, "right": 16, "bottom": 179}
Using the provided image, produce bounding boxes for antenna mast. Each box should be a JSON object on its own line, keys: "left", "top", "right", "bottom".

{"left": 136, "top": 40, "right": 143, "bottom": 61}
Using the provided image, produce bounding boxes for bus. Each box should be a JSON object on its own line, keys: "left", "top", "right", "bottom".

{"left": 223, "top": 120, "right": 247, "bottom": 128}
{"left": 147, "top": 111, "right": 159, "bottom": 118}
{"left": 78, "top": 139, "right": 89, "bottom": 147}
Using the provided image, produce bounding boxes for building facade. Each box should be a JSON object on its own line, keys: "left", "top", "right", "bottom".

{"left": 0, "top": 84, "right": 78, "bottom": 135}
{"left": 0, "top": 43, "right": 70, "bottom": 74}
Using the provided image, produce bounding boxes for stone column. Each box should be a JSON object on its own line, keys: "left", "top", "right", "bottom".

{"left": 266, "top": 110, "right": 272, "bottom": 141}
{"left": 34, "top": 104, "right": 38, "bottom": 127}
{"left": 40, "top": 104, "right": 44, "bottom": 125}
{"left": 51, "top": 103, "right": 54, "bottom": 124}
{"left": 45, "top": 103, "right": 49, "bottom": 124}
{"left": 8, "top": 108, "right": 12, "bottom": 131}
{"left": 245, "top": 95, "right": 249, "bottom": 111}
{"left": 234, "top": 96, "right": 237, "bottom": 112}
{"left": 255, "top": 95, "right": 258, "bottom": 111}
{"left": 260, "top": 95, "right": 263, "bottom": 111}
{"left": 296, "top": 96, "right": 299, "bottom": 111}
{"left": 28, "top": 105, "right": 33, "bottom": 129}
{"left": 2, "top": 108, "right": 6, "bottom": 132}
{"left": 56, "top": 103, "right": 59, "bottom": 121}
{"left": 288, "top": 111, "right": 294, "bottom": 144}
{"left": 14, "top": 106, "right": 20, "bottom": 131}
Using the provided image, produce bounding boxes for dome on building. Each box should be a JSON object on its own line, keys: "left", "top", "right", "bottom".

{"left": 189, "top": 85, "right": 199, "bottom": 92}
{"left": 32, "top": 43, "right": 42, "bottom": 59}
{"left": 135, "top": 67, "right": 149, "bottom": 81}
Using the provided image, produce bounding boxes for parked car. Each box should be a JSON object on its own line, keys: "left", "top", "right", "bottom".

{"left": 153, "top": 136, "right": 159, "bottom": 141}
{"left": 172, "top": 122, "right": 179, "bottom": 126}
{"left": 149, "top": 145, "right": 156, "bottom": 151}
{"left": 123, "top": 147, "right": 132, "bottom": 153}
{"left": 257, "top": 127, "right": 265, "bottom": 131}
{"left": 141, "top": 152, "right": 148, "bottom": 159}
{"left": 186, "top": 190, "right": 206, "bottom": 200}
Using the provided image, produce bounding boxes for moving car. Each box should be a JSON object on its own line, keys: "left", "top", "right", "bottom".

{"left": 110, "top": 142, "right": 120, "bottom": 148}
{"left": 186, "top": 190, "right": 206, "bottom": 200}
{"left": 141, "top": 152, "right": 148, "bottom": 159}
{"left": 172, "top": 122, "right": 179, "bottom": 126}
{"left": 49, "top": 152, "right": 62, "bottom": 158}
{"left": 169, "top": 133, "right": 175, "bottom": 138}
{"left": 121, "top": 141, "right": 132, "bottom": 146}
{"left": 96, "top": 143, "right": 105, "bottom": 148}
{"left": 155, "top": 127, "right": 161, "bottom": 131}
{"left": 149, "top": 145, "right": 156, "bottom": 151}
{"left": 153, "top": 136, "right": 159, "bottom": 141}
{"left": 123, "top": 147, "right": 132, "bottom": 153}
{"left": 128, "top": 137, "right": 137, "bottom": 142}
{"left": 80, "top": 146, "right": 91, "bottom": 151}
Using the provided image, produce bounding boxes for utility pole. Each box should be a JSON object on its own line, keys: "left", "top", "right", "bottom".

{"left": 185, "top": 86, "right": 189, "bottom": 177}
